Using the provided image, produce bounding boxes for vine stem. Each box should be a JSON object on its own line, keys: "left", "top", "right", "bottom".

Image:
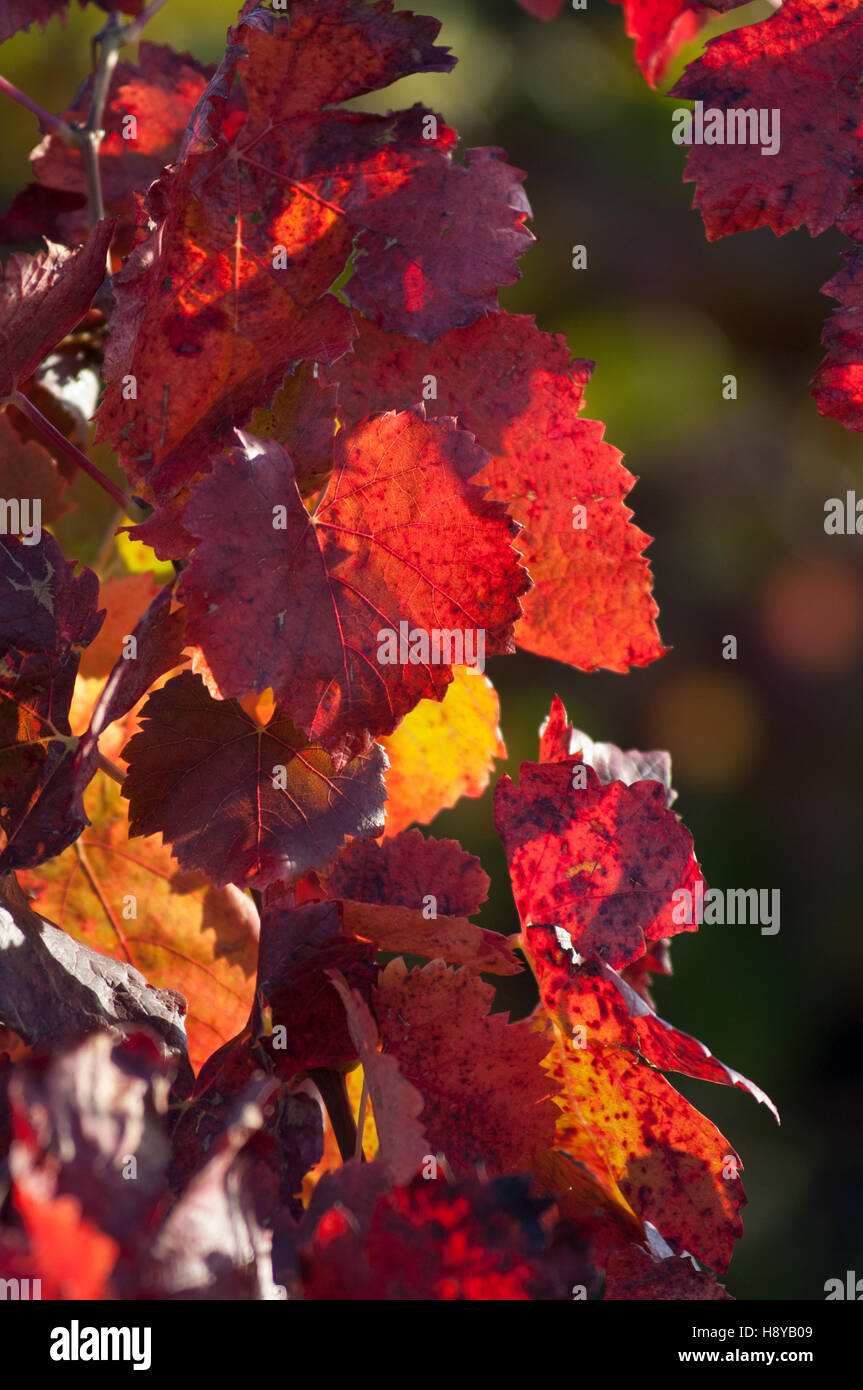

{"left": 123, "top": 0, "right": 171, "bottom": 45}
{"left": 0, "top": 75, "right": 74, "bottom": 139}
{"left": 1, "top": 1, "right": 168, "bottom": 235}
{"left": 77, "top": 11, "right": 124, "bottom": 230}
{"left": 9, "top": 391, "right": 130, "bottom": 512}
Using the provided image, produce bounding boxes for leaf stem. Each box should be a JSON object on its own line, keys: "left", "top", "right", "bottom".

{"left": 97, "top": 753, "right": 126, "bottom": 785}
{"left": 9, "top": 391, "right": 130, "bottom": 512}
{"left": 0, "top": 74, "right": 74, "bottom": 139}
{"left": 309, "top": 1068, "right": 359, "bottom": 1164}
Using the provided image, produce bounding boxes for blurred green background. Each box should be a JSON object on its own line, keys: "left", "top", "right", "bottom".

{"left": 2, "top": 0, "right": 861, "bottom": 1301}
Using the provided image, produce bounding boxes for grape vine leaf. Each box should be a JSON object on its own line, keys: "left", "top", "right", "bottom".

{"left": 323, "top": 829, "right": 521, "bottom": 974}
{"left": 524, "top": 925, "right": 745, "bottom": 1272}
{"left": 122, "top": 671, "right": 388, "bottom": 888}
{"left": 495, "top": 755, "right": 705, "bottom": 969}
{"left": 514, "top": 0, "right": 746, "bottom": 87}
{"left": 325, "top": 311, "right": 663, "bottom": 672}
{"left": 380, "top": 665, "right": 506, "bottom": 836}
{"left": 610, "top": 0, "right": 747, "bottom": 88}
{"left": 0, "top": 0, "right": 144, "bottom": 45}
{"left": 813, "top": 246, "right": 863, "bottom": 430}
{"left": 176, "top": 419, "right": 529, "bottom": 764}
{"left": 539, "top": 693, "right": 676, "bottom": 803}
{"left": 605, "top": 1245, "right": 732, "bottom": 1299}
{"left": 20, "top": 773, "right": 260, "bottom": 1074}
{"left": 529, "top": 927, "right": 777, "bottom": 1117}
{"left": 670, "top": 0, "right": 863, "bottom": 242}
{"left": 0, "top": 221, "right": 113, "bottom": 399}
{"left": 0, "top": 871, "right": 190, "bottom": 1066}
{"left": 373, "top": 958, "right": 559, "bottom": 1175}
{"left": 96, "top": 0, "right": 531, "bottom": 504}
{"left": 248, "top": 360, "right": 337, "bottom": 499}
{"left": 255, "top": 899, "right": 377, "bottom": 1075}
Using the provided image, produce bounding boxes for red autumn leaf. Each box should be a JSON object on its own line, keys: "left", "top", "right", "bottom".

{"left": 514, "top": 0, "right": 745, "bottom": 87}
{"left": 670, "top": 0, "right": 863, "bottom": 242}
{"left": 177, "top": 417, "right": 528, "bottom": 764}
{"left": 812, "top": 246, "right": 863, "bottom": 430}
{"left": 0, "top": 222, "right": 113, "bottom": 399}
{"left": 122, "top": 671, "right": 388, "bottom": 889}
{"left": 96, "top": 0, "right": 530, "bottom": 504}
{"left": 538, "top": 693, "right": 677, "bottom": 801}
{"left": 329, "top": 827, "right": 488, "bottom": 919}
{"left": 299, "top": 1168, "right": 594, "bottom": 1300}
{"left": 373, "top": 958, "right": 558, "bottom": 1175}
{"left": 0, "top": 532, "right": 103, "bottom": 871}
{"left": 0, "top": 1, "right": 70, "bottom": 42}
{"left": 324, "top": 311, "right": 662, "bottom": 673}
{"left": 494, "top": 756, "right": 705, "bottom": 969}
{"left": 0, "top": 45, "right": 213, "bottom": 258}
{"left": 329, "top": 969, "right": 427, "bottom": 1184}
{"left": 525, "top": 926, "right": 777, "bottom": 1119}
{"left": 604, "top": 1245, "right": 732, "bottom": 1300}
{"left": 124, "top": 489, "right": 198, "bottom": 564}
{"left": 524, "top": 928, "right": 746, "bottom": 1272}
{"left": 0, "top": 0, "right": 144, "bottom": 45}
{"left": 323, "top": 829, "right": 520, "bottom": 974}
{"left": 608, "top": 0, "right": 746, "bottom": 88}
{"left": 538, "top": 697, "right": 679, "bottom": 1002}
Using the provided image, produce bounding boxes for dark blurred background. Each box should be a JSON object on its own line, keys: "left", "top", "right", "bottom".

{"left": 2, "top": 0, "right": 861, "bottom": 1300}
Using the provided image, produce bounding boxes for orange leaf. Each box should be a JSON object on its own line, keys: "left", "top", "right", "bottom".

{"left": 20, "top": 773, "right": 259, "bottom": 1073}
{"left": 380, "top": 665, "right": 505, "bottom": 835}
{"left": 524, "top": 935, "right": 746, "bottom": 1274}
